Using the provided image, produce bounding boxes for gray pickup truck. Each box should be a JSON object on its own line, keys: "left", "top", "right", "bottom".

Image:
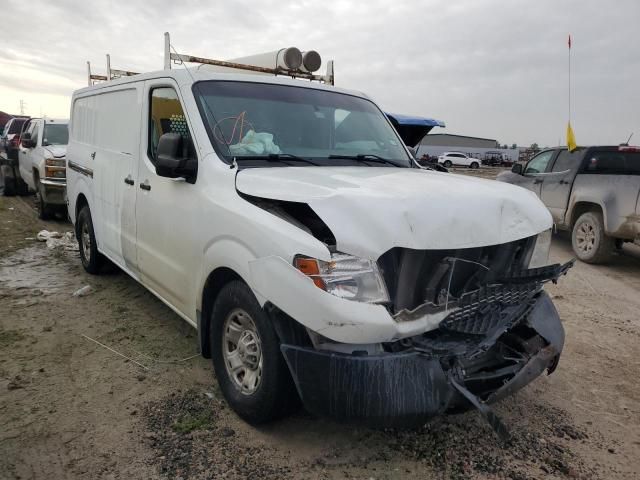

{"left": 498, "top": 146, "right": 640, "bottom": 263}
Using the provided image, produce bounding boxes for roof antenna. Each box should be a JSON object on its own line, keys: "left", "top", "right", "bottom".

{"left": 621, "top": 132, "right": 633, "bottom": 146}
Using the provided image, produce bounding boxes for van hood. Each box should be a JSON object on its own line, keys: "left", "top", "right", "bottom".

{"left": 235, "top": 166, "right": 552, "bottom": 259}
{"left": 44, "top": 145, "right": 66, "bottom": 158}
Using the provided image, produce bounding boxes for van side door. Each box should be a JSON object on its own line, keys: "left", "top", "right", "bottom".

{"left": 540, "top": 149, "right": 582, "bottom": 227}
{"left": 86, "top": 88, "right": 141, "bottom": 272}
{"left": 135, "top": 80, "right": 200, "bottom": 318}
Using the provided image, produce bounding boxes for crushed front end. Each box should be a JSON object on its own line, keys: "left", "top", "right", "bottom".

{"left": 272, "top": 236, "right": 573, "bottom": 433}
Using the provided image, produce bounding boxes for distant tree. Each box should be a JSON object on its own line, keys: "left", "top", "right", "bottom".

{"left": 502, "top": 144, "right": 508, "bottom": 149}
{"left": 511, "top": 143, "right": 517, "bottom": 149}
{"left": 530, "top": 143, "right": 539, "bottom": 151}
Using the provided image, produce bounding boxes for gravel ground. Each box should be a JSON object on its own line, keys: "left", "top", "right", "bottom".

{"left": 1, "top": 178, "right": 639, "bottom": 479}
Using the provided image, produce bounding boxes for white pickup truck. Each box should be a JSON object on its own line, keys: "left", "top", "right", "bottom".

{"left": 18, "top": 118, "right": 69, "bottom": 219}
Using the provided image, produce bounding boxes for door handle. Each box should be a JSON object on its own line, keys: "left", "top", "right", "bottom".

{"left": 124, "top": 176, "right": 134, "bottom": 186}
{"left": 90, "top": 152, "right": 96, "bottom": 160}
{"left": 140, "top": 181, "right": 151, "bottom": 191}
{"left": 533, "top": 179, "right": 543, "bottom": 184}
{"left": 559, "top": 180, "right": 569, "bottom": 185}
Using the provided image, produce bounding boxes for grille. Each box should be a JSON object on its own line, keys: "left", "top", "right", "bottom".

{"left": 441, "top": 282, "right": 541, "bottom": 335}
{"left": 378, "top": 237, "right": 535, "bottom": 314}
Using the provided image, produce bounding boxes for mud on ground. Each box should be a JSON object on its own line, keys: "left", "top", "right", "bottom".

{"left": 1, "top": 192, "right": 639, "bottom": 479}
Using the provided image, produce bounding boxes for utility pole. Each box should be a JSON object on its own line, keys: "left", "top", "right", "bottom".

{"left": 19, "top": 99, "right": 26, "bottom": 115}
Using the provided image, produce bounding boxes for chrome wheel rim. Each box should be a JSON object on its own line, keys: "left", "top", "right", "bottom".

{"left": 575, "top": 221, "right": 596, "bottom": 254}
{"left": 81, "top": 222, "right": 91, "bottom": 262}
{"left": 223, "top": 308, "right": 262, "bottom": 395}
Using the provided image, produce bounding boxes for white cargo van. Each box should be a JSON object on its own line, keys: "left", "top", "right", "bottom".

{"left": 66, "top": 38, "right": 572, "bottom": 431}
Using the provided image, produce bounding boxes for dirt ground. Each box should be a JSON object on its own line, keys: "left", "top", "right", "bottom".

{"left": 1, "top": 177, "right": 639, "bottom": 479}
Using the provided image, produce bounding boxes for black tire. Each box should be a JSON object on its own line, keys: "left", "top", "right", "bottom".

{"left": 571, "top": 211, "right": 614, "bottom": 264}
{"left": 17, "top": 177, "right": 30, "bottom": 196}
{"left": 443, "top": 160, "right": 453, "bottom": 168}
{"left": 36, "top": 185, "right": 54, "bottom": 220}
{"left": 76, "top": 205, "right": 104, "bottom": 274}
{"left": 0, "top": 166, "right": 16, "bottom": 196}
{"left": 470, "top": 161, "right": 479, "bottom": 169}
{"left": 210, "top": 281, "right": 298, "bottom": 424}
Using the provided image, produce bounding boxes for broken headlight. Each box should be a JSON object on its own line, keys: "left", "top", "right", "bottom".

{"left": 295, "top": 253, "right": 390, "bottom": 304}
{"left": 528, "top": 229, "right": 552, "bottom": 268}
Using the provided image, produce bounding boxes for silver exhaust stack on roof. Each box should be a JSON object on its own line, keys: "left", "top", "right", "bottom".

{"left": 227, "top": 47, "right": 303, "bottom": 71}
{"left": 300, "top": 50, "right": 322, "bottom": 73}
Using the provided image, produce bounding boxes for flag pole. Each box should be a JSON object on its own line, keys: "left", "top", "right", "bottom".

{"left": 566, "top": 34, "right": 577, "bottom": 151}
{"left": 568, "top": 34, "right": 571, "bottom": 126}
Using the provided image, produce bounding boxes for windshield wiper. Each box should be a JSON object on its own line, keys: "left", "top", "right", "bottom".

{"left": 327, "top": 154, "right": 399, "bottom": 167}
{"left": 233, "top": 153, "right": 319, "bottom": 166}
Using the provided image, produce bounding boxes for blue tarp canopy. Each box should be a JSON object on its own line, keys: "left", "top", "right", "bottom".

{"left": 386, "top": 113, "right": 446, "bottom": 128}
{"left": 385, "top": 113, "right": 446, "bottom": 148}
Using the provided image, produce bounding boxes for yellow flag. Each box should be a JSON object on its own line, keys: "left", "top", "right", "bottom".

{"left": 567, "top": 122, "right": 577, "bottom": 151}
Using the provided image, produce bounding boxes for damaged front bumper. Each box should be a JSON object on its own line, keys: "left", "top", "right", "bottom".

{"left": 280, "top": 291, "right": 564, "bottom": 431}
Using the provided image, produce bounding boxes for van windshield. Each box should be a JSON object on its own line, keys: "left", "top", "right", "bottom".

{"left": 43, "top": 123, "right": 69, "bottom": 146}
{"left": 193, "top": 81, "right": 412, "bottom": 167}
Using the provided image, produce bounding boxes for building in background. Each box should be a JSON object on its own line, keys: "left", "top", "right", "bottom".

{"left": 417, "top": 133, "right": 519, "bottom": 164}
{"left": 421, "top": 134, "right": 498, "bottom": 149}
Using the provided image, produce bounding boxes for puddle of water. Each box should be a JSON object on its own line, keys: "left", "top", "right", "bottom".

{"left": 0, "top": 246, "right": 75, "bottom": 294}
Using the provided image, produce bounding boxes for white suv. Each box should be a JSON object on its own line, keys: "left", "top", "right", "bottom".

{"left": 18, "top": 118, "right": 69, "bottom": 219}
{"left": 438, "top": 151, "right": 479, "bottom": 168}
{"left": 65, "top": 65, "right": 570, "bottom": 430}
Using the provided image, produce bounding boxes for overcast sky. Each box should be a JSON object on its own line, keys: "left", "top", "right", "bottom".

{"left": 1, "top": 0, "right": 638, "bottom": 147}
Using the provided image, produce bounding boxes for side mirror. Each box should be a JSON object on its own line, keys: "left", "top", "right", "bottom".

{"left": 511, "top": 163, "right": 523, "bottom": 175}
{"left": 21, "top": 132, "right": 35, "bottom": 148}
{"left": 155, "top": 133, "right": 197, "bottom": 183}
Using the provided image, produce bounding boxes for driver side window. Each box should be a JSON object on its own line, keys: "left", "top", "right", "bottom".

{"left": 148, "top": 87, "right": 195, "bottom": 164}
{"left": 525, "top": 151, "right": 553, "bottom": 174}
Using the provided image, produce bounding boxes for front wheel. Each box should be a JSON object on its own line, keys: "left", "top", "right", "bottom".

{"left": 36, "top": 185, "right": 55, "bottom": 220}
{"left": 210, "top": 281, "right": 298, "bottom": 424}
{"left": 571, "top": 211, "right": 614, "bottom": 264}
{"left": 443, "top": 160, "right": 453, "bottom": 168}
{"left": 76, "top": 205, "right": 105, "bottom": 274}
{"left": 470, "top": 161, "right": 479, "bottom": 169}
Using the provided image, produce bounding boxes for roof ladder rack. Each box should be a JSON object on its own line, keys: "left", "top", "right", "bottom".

{"left": 86, "top": 61, "right": 107, "bottom": 85}
{"left": 87, "top": 54, "right": 140, "bottom": 86}
{"left": 163, "top": 32, "right": 334, "bottom": 85}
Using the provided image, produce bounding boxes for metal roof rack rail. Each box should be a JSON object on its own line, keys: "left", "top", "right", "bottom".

{"left": 86, "top": 54, "right": 140, "bottom": 86}
{"left": 162, "top": 32, "right": 334, "bottom": 86}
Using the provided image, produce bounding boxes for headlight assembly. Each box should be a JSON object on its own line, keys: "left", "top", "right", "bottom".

{"left": 528, "top": 229, "right": 552, "bottom": 268}
{"left": 45, "top": 157, "right": 66, "bottom": 179}
{"left": 294, "top": 252, "right": 389, "bottom": 304}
